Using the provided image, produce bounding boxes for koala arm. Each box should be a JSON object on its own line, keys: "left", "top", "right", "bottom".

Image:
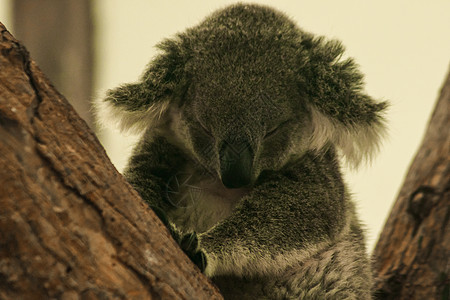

{"left": 123, "top": 133, "right": 189, "bottom": 210}
{"left": 124, "top": 133, "right": 349, "bottom": 277}
{"left": 199, "top": 149, "right": 350, "bottom": 277}
{"left": 124, "top": 134, "right": 209, "bottom": 269}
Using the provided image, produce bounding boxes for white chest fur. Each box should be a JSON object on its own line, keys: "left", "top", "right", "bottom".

{"left": 166, "top": 168, "right": 251, "bottom": 233}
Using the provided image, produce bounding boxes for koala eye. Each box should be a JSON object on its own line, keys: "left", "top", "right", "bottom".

{"left": 264, "top": 119, "right": 293, "bottom": 139}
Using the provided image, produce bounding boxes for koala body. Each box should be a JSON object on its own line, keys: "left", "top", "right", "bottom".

{"left": 98, "top": 4, "right": 388, "bottom": 299}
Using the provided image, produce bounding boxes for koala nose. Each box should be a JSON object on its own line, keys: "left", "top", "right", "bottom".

{"left": 219, "top": 140, "right": 253, "bottom": 189}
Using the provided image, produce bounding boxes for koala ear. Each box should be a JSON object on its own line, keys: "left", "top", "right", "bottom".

{"left": 299, "top": 36, "right": 389, "bottom": 167}
{"left": 95, "top": 38, "right": 187, "bottom": 133}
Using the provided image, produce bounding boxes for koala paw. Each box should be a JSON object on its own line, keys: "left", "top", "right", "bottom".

{"left": 180, "top": 232, "right": 207, "bottom": 272}
{"left": 150, "top": 206, "right": 206, "bottom": 272}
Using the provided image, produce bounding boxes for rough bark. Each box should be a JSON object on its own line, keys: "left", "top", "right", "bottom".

{"left": 12, "top": 0, "right": 95, "bottom": 130}
{"left": 0, "top": 23, "right": 221, "bottom": 300}
{"left": 372, "top": 69, "right": 450, "bottom": 299}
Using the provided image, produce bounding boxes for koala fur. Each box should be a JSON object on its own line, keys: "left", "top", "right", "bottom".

{"left": 97, "top": 3, "right": 388, "bottom": 299}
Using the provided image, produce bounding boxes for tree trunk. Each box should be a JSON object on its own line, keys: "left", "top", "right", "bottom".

{"left": 372, "top": 69, "right": 450, "bottom": 299}
{"left": 0, "top": 23, "right": 221, "bottom": 300}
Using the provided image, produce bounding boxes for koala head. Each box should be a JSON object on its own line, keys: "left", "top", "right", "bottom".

{"left": 97, "top": 4, "right": 388, "bottom": 189}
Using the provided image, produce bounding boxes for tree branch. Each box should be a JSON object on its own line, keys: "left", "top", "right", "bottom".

{"left": 372, "top": 68, "right": 450, "bottom": 299}
{"left": 0, "top": 23, "right": 221, "bottom": 299}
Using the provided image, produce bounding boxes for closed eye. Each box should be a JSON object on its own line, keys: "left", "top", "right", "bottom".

{"left": 264, "top": 119, "right": 293, "bottom": 139}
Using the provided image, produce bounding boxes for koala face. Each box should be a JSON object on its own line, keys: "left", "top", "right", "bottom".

{"left": 100, "top": 4, "right": 388, "bottom": 189}
{"left": 171, "top": 50, "right": 312, "bottom": 188}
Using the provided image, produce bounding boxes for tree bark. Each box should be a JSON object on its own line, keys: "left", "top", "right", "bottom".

{"left": 372, "top": 69, "right": 450, "bottom": 299}
{"left": 0, "top": 23, "right": 222, "bottom": 300}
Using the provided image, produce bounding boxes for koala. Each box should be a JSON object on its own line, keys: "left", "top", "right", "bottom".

{"left": 97, "top": 3, "right": 388, "bottom": 299}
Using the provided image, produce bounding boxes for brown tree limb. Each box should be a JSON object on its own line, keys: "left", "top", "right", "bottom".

{"left": 372, "top": 69, "right": 450, "bottom": 299}
{"left": 0, "top": 23, "right": 221, "bottom": 299}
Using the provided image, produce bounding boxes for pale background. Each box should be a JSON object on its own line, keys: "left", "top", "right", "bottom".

{"left": 1, "top": 0, "right": 449, "bottom": 252}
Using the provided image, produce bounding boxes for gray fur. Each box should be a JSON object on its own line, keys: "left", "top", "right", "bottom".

{"left": 98, "top": 3, "right": 388, "bottom": 299}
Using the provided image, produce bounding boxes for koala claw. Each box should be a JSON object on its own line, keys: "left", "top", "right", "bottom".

{"left": 180, "top": 232, "right": 207, "bottom": 272}
{"left": 150, "top": 206, "right": 207, "bottom": 272}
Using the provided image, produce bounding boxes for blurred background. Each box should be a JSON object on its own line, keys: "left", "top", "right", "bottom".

{"left": 1, "top": 0, "right": 449, "bottom": 252}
